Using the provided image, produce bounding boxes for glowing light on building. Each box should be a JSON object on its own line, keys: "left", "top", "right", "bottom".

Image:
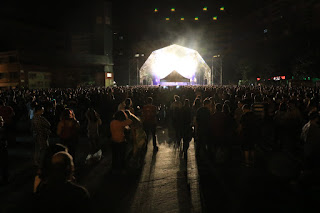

{"left": 181, "top": 17, "right": 185, "bottom": 21}
{"left": 203, "top": 7, "right": 208, "bottom": 11}
{"left": 166, "top": 17, "right": 170, "bottom": 21}
{"left": 220, "top": 7, "right": 225, "bottom": 11}
{"left": 195, "top": 17, "right": 199, "bottom": 21}
{"left": 213, "top": 16, "right": 218, "bottom": 20}
{"left": 257, "top": 78, "right": 261, "bottom": 81}
{"left": 171, "top": 8, "right": 175, "bottom": 12}
{"left": 154, "top": 8, "right": 158, "bottom": 12}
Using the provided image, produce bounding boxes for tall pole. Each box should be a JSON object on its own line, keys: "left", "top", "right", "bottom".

{"left": 220, "top": 56, "right": 223, "bottom": 85}
{"left": 128, "top": 58, "right": 131, "bottom": 85}
{"left": 136, "top": 57, "right": 139, "bottom": 85}
{"left": 211, "top": 57, "right": 214, "bottom": 85}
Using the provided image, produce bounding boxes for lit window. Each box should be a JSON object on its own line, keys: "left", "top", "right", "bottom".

{"left": 220, "top": 7, "right": 225, "bottom": 11}
{"left": 213, "top": 16, "right": 218, "bottom": 20}
{"left": 203, "top": 7, "right": 208, "bottom": 11}
{"left": 171, "top": 8, "right": 175, "bottom": 12}
{"left": 195, "top": 17, "right": 199, "bottom": 21}
{"left": 166, "top": 17, "right": 170, "bottom": 21}
{"left": 181, "top": 17, "right": 184, "bottom": 21}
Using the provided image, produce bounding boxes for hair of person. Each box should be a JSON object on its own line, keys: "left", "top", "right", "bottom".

{"left": 222, "top": 104, "right": 230, "bottom": 114}
{"left": 50, "top": 151, "right": 74, "bottom": 182}
{"left": 203, "top": 98, "right": 211, "bottom": 106}
{"left": 125, "top": 98, "right": 132, "bottom": 107}
{"left": 34, "top": 104, "right": 44, "bottom": 113}
{"left": 174, "top": 95, "right": 180, "bottom": 101}
{"left": 61, "top": 108, "right": 73, "bottom": 120}
{"left": 242, "top": 104, "right": 250, "bottom": 111}
{"left": 147, "top": 97, "right": 153, "bottom": 104}
{"left": 184, "top": 99, "right": 190, "bottom": 107}
{"left": 215, "top": 103, "right": 222, "bottom": 112}
{"left": 87, "top": 108, "right": 98, "bottom": 122}
{"left": 114, "top": 110, "right": 127, "bottom": 121}
{"left": 308, "top": 111, "right": 319, "bottom": 121}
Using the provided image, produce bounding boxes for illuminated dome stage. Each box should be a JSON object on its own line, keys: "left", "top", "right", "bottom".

{"left": 139, "top": 44, "right": 211, "bottom": 85}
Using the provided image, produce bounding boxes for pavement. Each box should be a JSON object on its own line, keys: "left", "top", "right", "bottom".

{"left": 0, "top": 125, "right": 202, "bottom": 213}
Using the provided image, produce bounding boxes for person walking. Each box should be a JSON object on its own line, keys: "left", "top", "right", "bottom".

{"left": 85, "top": 108, "right": 102, "bottom": 163}
{"left": 141, "top": 97, "right": 158, "bottom": 151}
{"left": 57, "top": 108, "right": 80, "bottom": 161}
{"left": 32, "top": 105, "right": 51, "bottom": 171}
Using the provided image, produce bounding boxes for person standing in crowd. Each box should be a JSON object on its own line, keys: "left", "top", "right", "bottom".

{"left": 57, "top": 108, "right": 80, "bottom": 161}
{"left": 170, "top": 95, "right": 183, "bottom": 146}
{"left": 33, "top": 143, "right": 68, "bottom": 193}
{"left": 32, "top": 105, "right": 51, "bottom": 170}
{"left": 0, "top": 116, "right": 9, "bottom": 185}
{"left": 142, "top": 97, "right": 158, "bottom": 151}
{"left": 85, "top": 108, "right": 102, "bottom": 162}
{"left": 195, "top": 98, "right": 211, "bottom": 160}
{"left": 181, "top": 99, "right": 193, "bottom": 158}
{"left": 33, "top": 151, "right": 90, "bottom": 213}
{"left": 239, "top": 104, "right": 259, "bottom": 167}
{"left": 0, "top": 99, "right": 15, "bottom": 145}
{"left": 110, "top": 110, "right": 132, "bottom": 174}
{"left": 301, "top": 111, "right": 320, "bottom": 170}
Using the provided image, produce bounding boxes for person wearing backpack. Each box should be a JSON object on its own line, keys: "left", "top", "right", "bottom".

{"left": 142, "top": 97, "right": 158, "bottom": 151}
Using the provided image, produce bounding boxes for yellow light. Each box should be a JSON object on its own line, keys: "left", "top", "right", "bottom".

{"left": 203, "top": 7, "right": 208, "bottom": 11}
{"left": 220, "top": 7, "right": 225, "bottom": 11}
{"left": 181, "top": 17, "right": 184, "bottom": 21}
{"left": 166, "top": 17, "right": 170, "bottom": 21}
{"left": 154, "top": 8, "right": 158, "bottom": 12}
{"left": 195, "top": 17, "right": 199, "bottom": 21}
{"left": 213, "top": 16, "right": 218, "bottom": 20}
{"left": 171, "top": 8, "right": 175, "bottom": 12}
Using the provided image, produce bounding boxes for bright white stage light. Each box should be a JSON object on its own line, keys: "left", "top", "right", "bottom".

{"left": 139, "top": 44, "right": 211, "bottom": 85}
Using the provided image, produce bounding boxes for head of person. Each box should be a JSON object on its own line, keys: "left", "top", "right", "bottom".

{"left": 308, "top": 111, "right": 320, "bottom": 123}
{"left": 49, "top": 151, "right": 74, "bottom": 182}
{"left": 238, "top": 100, "right": 244, "bottom": 109}
{"left": 34, "top": 105, "right": 44, "bottom": 115}
{"left": 203, "top": 98, "right": 212, "bottom": 109}
{"left": 61, "top": 108, "right": 74, "bottom": 120}
{"left": 242, "top": 104, "right": 251, "bottom": 113}
{"left": 86, "top": 108, "right": 98, "bottom": 122}
{"left": 222, "top": 104, "right": 230, "bottom": 114}
{"left": 184, "top": 99, "right": 190, "bottom": 107}
{"left": 174, "top": 95, "right": 180, "bottom": 102}
{"left": 125, "top": 98, "right": 132, "bottom": 107}
{"left": 147, "top": 97, "right": 153, "bottom": 105}
{"left": 215, "top": 103, "right": 222, "bottom": 112}
{"left": 114, "top": 110, "right": 128, "bottom": 121}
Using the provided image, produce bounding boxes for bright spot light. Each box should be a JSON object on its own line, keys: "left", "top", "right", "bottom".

{"left": 213, "top": 16, "right": 218, "bottom": 20}
{"left": 150, "top": 46, "right": 199, "bottom": 79}
{"left": 203, "top": 7, "right": 208, "bottom": 11}
{"left": 195, "top": 17, "right": 199, "bottom": 20}
{"left": 181, "top": 17, "right": 184, "bottom": 21}
{"left": 176, "top": 85, "right": 180, "bottom": 88}
{"left": 166, "top": 17, "right": 170, "bottom": 21}
{"left": 171, "top": 8, "right": 175, "bottom": 12}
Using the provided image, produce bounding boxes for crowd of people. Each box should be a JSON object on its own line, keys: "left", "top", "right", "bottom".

{"left": 0, "top": 84, "right": 319, "bottom": 211}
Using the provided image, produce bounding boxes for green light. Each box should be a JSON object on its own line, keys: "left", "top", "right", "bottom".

{"left": 154, "top": 8, "right": 158, "bottom": 12}
{"left": 171, "top": 8, "right": 175, "bottom": 12}
{"left": 213, "top": 16, "right": 218, "bottom": 20}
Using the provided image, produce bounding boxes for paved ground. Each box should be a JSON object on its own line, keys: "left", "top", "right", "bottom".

{"left": 0, "top": 126, "right": 202, "bottom": 213}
